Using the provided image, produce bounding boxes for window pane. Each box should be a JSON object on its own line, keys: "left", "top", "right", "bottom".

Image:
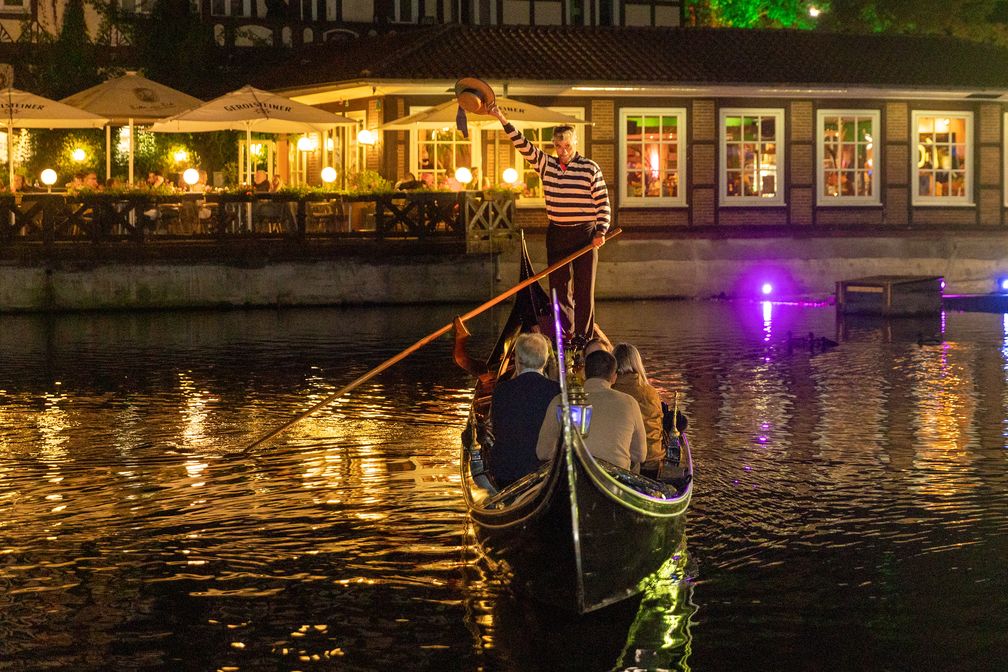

{"left": 742, "top": 117, "right": 758, "bottom": 141}
{"left": 725, "top": 116, "right": 741, "bottom": 142}
{"left": 760, "top": 117, "right": 776, "bottom": 141}
{"left": 727, "top": 170, "right": 742, "bottom": 196}
{"left": 663, "top": 116, "right": 677, "bottom": 141}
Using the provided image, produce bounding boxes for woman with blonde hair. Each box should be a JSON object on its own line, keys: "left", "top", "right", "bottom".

{"left": 612, "top": 342, "right": 664, "bottom": 478}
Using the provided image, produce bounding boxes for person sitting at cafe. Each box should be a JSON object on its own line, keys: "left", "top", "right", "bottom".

{"left": 395, "top": 172, "right": 423, "bottom": 191}
{"left": 536, "top": 350, "right": 647, "bottom": 471}
{"left": 488, "top": 333, "right": 561, "bottom": 488}
{"left": 253, "top": 169, "right": 270, "bottom": 192}
{"left": 11, "top": 174, "right": 37, "bottom": 192}
{"left": 147, "top": 170, "right": 166, "bottom": 189}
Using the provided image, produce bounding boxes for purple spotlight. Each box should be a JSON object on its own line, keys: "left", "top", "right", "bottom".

{"left": 940, "top": 278, "right": 946, "bottom": 291}
{"left": 999, "top": 277, "right": 1008, "bottom": 292}
{"left": 761, "top": 282, "right": 773, "bottom": 296}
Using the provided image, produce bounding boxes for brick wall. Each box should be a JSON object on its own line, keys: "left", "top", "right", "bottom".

{"left": 692, "top": 144, "right": 716, "bottom": 186}
{"left": 818, "top": 208, "right": 884, "bottom": 226}
{"left": 790, "top": 144, "right": 813, "bottom": 186}
{"left": 886, "top": 103, "right": 908, "bottom": 143}
{"left": 886, "top": 144, "right": 909, "bottom": 186}
{"left": 692, "top": 100, "right": 715, "bottom": 141}
{"left": 692, "top": 187, "right": 715, "bottom": 226}
{"left": 591, "top": 99, "right": 614, "bottom": 141}
{"left": 619, "top": 209, "right": 689, "bottom": 228}
{"left": 979, "top": 188, "right": 1002, "bottom": 226}
{"left": 912, "top": 208, "right": 976, "bottom": 226}
{"left": 719, "top": 209, "right": 788, "bottom": 226}
{"left": 790, "top": 187, "right": 813, "bottom": 226}
{"left": 790, "top": 101, "right": 813, "bottom": 142}
{"left": 885, "top": 188, "right": 908, "bottom": 226}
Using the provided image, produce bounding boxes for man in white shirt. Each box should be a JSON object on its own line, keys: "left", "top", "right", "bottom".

{"left": 536, "top": 350, "right": 647, "bottom": 471}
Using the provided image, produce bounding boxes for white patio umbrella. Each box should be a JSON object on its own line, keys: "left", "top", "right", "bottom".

{"left": 380, "top": 96, "right": 585, "bottom": 129}
{"left": 61, "top": 72, "right": 203, "bottom": 184}
{"left": 150, "top": 85, "right": 355, "bottom": 187}
{"left": 1, "top": 87, "right": 109, "bottom": 189}
{"left": 381, "top": 96, "right": 585, "bottom": 185}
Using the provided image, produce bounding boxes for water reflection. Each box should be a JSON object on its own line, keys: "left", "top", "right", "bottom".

{"left": 0, "top": 303, "right": 1005, "bottom": 669}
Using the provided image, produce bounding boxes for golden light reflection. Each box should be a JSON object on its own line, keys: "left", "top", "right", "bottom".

{"left": 38, "top": 392, "right": 71, "bottom": 461}
{"left": 908, "top": 342, "right": 978, "bottom": 502}
{"left": 178, "top": 373, "right": 219, "bottom": 450}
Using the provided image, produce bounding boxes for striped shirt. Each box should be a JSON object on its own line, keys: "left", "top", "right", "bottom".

{"left": 504, "top": 123, "right": 611, "bottom": 233}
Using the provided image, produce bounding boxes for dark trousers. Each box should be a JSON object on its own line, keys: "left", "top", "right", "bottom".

{"left": 546, "top": 222, "right": 597, "bottom": 340}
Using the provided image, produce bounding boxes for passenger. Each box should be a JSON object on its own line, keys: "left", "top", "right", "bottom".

{"left": 536, "top": 350, "right": 647, "bottom": 471}
{"left": 611, "top": 343, "right": 664, "bottom": 479}
{"left": 488, "top": 333, "right": 561, "bottom": 489}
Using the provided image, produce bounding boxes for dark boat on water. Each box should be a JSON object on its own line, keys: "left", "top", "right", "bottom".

{"left": 458, "top": 240, "right": 694, "bottom": 614}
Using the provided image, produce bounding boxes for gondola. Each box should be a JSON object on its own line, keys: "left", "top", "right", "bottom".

{"left": 458, "top": 239, "right": 694, "bottom": 614}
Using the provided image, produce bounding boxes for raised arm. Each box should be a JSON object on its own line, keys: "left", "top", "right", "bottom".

{"left": 488, "top": 102, "right": 547, "bottom": 175}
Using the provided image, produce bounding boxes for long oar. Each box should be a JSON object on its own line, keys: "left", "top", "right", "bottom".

{"left": 243, "top": 228, "right": 623, "bottom": 450}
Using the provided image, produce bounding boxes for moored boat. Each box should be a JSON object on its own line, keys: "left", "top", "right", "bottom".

{"left": 458, "top": 240, "right": 694, "bottom": 614}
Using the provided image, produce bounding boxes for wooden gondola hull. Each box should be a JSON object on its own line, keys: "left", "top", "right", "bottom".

{"left": 467, "top": 430, "right": 691, "bottom": 613}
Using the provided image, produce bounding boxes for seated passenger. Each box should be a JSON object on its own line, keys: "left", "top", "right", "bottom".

{"left": 611, "top": 342, "right": 664, "bottom": 479}
{"left": 488, "top": 333, "right": 561, "bottom": 489}
{"left": 536, "top": 350, "right": 647, "bottom": 471}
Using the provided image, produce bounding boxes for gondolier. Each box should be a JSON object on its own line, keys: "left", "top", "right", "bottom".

{"left": 456, "top": 78, "right": 610, "bottom": 345}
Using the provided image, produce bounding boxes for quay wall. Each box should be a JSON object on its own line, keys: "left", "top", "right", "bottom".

{"left": 2, "top": 233, "right": 1008, "bottom": 311}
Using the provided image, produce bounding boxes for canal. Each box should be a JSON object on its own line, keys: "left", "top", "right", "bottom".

{"left": 1, "top": 300, "right": 1005, "bottom": 670}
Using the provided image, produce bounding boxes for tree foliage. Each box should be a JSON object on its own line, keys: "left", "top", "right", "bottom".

{"left": 131, "top": 0, "right": 214, "bottom": 93}
{"left": 46, "top": 0, "right": 101, "bottom": 99}
{"left": 686, "top": 0, "right": 825, "bottom": 29}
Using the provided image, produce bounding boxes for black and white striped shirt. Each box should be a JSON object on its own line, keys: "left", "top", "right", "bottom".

{"left": 504, "top": 123, "right": 611, "bottom": 233}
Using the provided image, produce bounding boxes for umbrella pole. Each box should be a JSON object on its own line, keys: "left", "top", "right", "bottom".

{"left": 105, "top": 125, "right": 111, "bottom": 182}
{"left": 246, "top": 125, "right": 253, "bottom": 231}
{"left": 7, "top": 123, "right": 13, "bottom": 190}
{"left": 128, "top": 118, "right": 134, "bottom": 185}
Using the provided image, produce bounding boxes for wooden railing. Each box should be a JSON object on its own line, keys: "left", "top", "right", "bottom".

{"left": 0, "top": 191, "right": 518, "bottom": 251}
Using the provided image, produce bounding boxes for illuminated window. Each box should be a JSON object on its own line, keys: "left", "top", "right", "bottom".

{"left": 511, "top": 107, "right": 584, "bottom": 207}
{"left": 817, "top": 110, "right": 879, "bottom": 205}
{"left": 620, "top": 108, "right": 686, "bottom": 207}
{"left": 720, "top": 108, "right": 785, "bottom": 206}
{"left": 409, "top": 111, "right": 475, "bottom": 190}
{"left": 913, "top": 111, "right": 972, "bottom": 205}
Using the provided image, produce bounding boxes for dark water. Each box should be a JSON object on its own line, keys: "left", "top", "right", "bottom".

{"left": 1, "top": 300, "right": 1005, "bottom": 671}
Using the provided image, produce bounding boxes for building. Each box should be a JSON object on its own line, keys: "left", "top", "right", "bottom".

{"left": 0, "top": 1, "right": 682, "bottom": 48}
{"left": 258, "top": 24, "right": 1008, "bottom": 295}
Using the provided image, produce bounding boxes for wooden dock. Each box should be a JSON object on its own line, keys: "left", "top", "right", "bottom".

{"left": 836, "top": 275, "right": 943, "bottom": 316}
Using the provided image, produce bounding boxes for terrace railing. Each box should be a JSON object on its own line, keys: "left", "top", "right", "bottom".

{"left": 0, "top": 190, "right": 518, "bottom": 252}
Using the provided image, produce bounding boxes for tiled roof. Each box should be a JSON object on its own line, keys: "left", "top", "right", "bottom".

{"left": 256, "top": 24, "right": 1008, "bottom": 92}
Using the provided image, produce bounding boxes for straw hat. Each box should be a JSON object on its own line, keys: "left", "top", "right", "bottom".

{"left": 454, "top": 77, "right": 496, "bottom": 115}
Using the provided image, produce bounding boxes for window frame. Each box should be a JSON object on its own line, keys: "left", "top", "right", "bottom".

{"left": 911, "top": 110, "right": 974, "bottom": 207}
{"left": 0, "top": 0, "right": 30, "bottom": 12}
{"left": 719, "top": 107, "right": 786, "bottom": 207}
{"left": 408, "top": 106, "right": 480, "bottom": 189}
{"left": 619, "top": 107, "right": 687, "bottom": 208}
{"left": 816, "top": 109, "right": 881, "bottom": 207}
{"left": 512, "top": 106, "right": 585, "bottom": 208}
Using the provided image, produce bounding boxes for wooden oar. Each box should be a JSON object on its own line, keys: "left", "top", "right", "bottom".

{"left": 243, "top": 228, "right": 622, "bottom": 450}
